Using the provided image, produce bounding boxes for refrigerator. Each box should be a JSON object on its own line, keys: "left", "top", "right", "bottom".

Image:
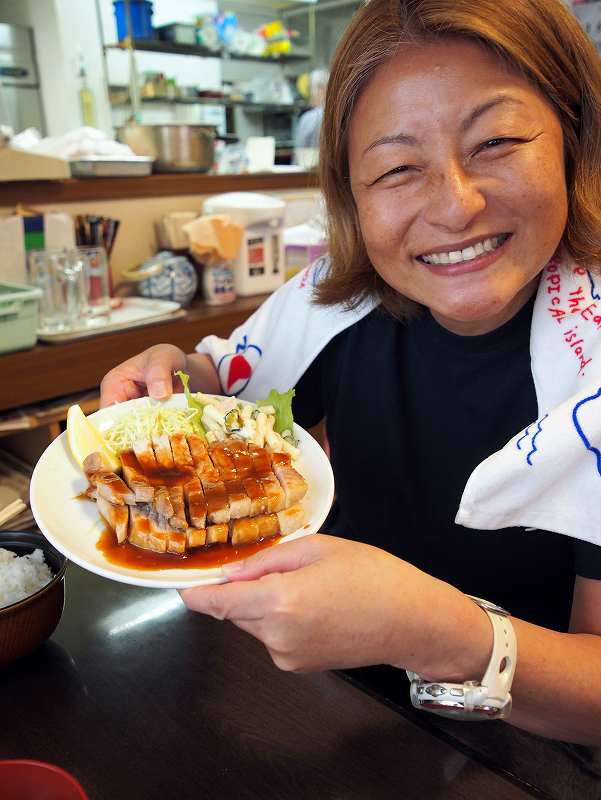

{"left": 0, "top": 23, "right": 45, "bottom": 134}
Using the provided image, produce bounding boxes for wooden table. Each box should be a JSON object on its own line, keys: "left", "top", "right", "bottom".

{"left": 0, "top": 296, "right": 266, "bottom": 413}
{"left": 2, "top": 562, "right": 588, "bottom": 800}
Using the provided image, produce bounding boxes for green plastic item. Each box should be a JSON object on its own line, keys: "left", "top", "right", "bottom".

{"left": 0, "top": 282, "right": 43, "bottom": 355}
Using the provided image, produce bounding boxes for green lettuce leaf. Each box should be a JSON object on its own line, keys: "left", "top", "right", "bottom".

{"left": 257, "top": 388, "right": 295, "bottom": 435}
{"left": 175, "top": 370, "right": 207, "bottom": 437}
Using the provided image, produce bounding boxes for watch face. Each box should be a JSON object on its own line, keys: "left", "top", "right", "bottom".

{"left": 415, "top": 697, "right": 511, "bottom": 721}
{"left": 410, "top": 682, "right": 512, "bottom": 721}
{"left": 426, "top": 703, "right": 505, "bottom": 721}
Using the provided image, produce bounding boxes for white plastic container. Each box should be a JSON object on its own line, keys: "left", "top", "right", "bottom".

{"left": 202, "top": 192, "right": 286, "bottom": 296}
{"left": 0, "top": 282, "right": 43, "bottom": 354}
{"left": 202, "top": 262, "right": 236, "bottom": 306}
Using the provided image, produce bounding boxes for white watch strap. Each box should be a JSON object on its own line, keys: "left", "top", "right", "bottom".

{"left": 405, "top": 597, "right": 518, "bottom": 718}
{"left": 479, "top": 606, "right": 517, "bottom": 702}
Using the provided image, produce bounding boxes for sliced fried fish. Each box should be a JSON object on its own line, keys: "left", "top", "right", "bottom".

{"left": 187, "top": 434, "right": 220, "bottom": 483}
{"left": 120, "top": 451, "right": 155, "bottom": 503}
{"left": 271, "top": 461, "right": 308, "bottom": 507}
{"left": 154, "top": 486, "right": 174, "bottom": 519}
{"left": 206, "top": 523, "right": 228, "bottom": 545}
{"left": 224, "top": 480, "right": 251, "bottom": 519}
{"left": 97, "top": 495, "right": 129, "bottom": 544}
{"left": 88, "top": 470, "right": 136, "bottom": 506}
{"left": 183, "top": 477, "right": 207, "bottom": 528}
{"left": 242, "top": 476, "right": 268, "bottom": 517}
{"left": 169, "top": 433, "right": 194, "bottom": 469}
{"left": 230, "top": 516, "right": 260, "bottom": 545}
{"left": 168, "top": 485, "right": 188, "bottom": 531}
{"left": 276, "top": 503, "right": 305, "bottom": 536}
{"left": 248, "top": 443, "right": 272, "bottom": 477}
{"left": 152, "top": 433, "right": 175, "bottom": 469}
{"left": 167, "top": 531, "right": 187, "bottom": 555}
{"left": 133, "top": 438, "right": 158, "bottom": 471}
{"left": 202, "top": 480, "right": 230, "bottom": 525}
{"left": 208, "top": 441, "right": 237, "bottom": 482}
{"left": 260, "top": 472, "right": 286, "bottom": 513}
{"left": 128, "top": 506, "right": 150, "bottom": 549}
{"left": 187, "top": 527, "right": 207, "bottom": 549}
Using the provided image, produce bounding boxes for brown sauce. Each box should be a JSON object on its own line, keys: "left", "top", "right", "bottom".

{"left": 120, "top": 451, "right": 196, "bottom": 488}
{"left": 97, "top": 525, "right": 279, "bottom": 570}
{"left": 86, "top": 451, "right": 287, "bottom": 571}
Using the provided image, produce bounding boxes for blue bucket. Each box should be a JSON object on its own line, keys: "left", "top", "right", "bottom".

{"left": 113, "top": 1, "right": 155, "bottom": 41}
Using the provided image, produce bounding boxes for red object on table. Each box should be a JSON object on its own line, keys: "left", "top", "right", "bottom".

{"left": 0, "top": 760, "right": 89, "bottom": 800}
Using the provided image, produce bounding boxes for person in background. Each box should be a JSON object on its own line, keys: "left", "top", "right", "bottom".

{"left": 100, "top": 0, "right": 601, "bottom": 746}
{"left": 294, "top": 68, "right": 329, "bottom": 163}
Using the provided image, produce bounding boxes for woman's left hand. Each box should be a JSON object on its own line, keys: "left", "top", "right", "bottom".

{"left": 179, "top": 534, "right": 489, "bottom": 675}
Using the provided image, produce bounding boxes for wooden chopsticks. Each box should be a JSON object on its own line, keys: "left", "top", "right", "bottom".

{"left": 0, "top": 499, "right": 27, "bottom": 527}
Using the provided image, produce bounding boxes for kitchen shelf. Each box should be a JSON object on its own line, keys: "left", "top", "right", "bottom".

{"left": 0, "top": 171, "right": 318, "bottom": 206}
{"left": 109, "top": 90, "right": 308, "bottom": 114}
{"left": 104, "top": 40, "right": 310, "bottom": 63}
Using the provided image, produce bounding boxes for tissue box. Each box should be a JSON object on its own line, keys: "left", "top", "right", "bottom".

{"left": 285, "top": 243, "right": 327, "bottom": 280}
{"left": 283, "top": 222, "right": 327, "bottom": 280}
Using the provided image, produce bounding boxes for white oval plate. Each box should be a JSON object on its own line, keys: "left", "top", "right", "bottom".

{"left": 30, "top": 395, "right": 334, "bottom": 589}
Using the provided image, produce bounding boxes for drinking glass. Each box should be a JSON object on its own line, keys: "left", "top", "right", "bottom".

{"left": 77, "top": 247, "right": 111, "bottom": 324}
{"left": 28, "top": 249, "right": 84, "bottom": 332}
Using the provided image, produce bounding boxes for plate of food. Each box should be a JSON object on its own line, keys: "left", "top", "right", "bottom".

{"left": 30, "top": 379, "right": 334, "bottom": 588}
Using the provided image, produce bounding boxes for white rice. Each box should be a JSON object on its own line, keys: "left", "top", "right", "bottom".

{"left": 0, "top": 547, "right": 53, "bottom": 610}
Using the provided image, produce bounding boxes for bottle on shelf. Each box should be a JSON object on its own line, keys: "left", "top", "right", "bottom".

{"left": 77, "top": 49, "right": 96, "bottom": 127}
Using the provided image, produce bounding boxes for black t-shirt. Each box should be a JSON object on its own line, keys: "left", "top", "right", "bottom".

{"left": 292, "top": 296, "right": 601, "bottom": 633}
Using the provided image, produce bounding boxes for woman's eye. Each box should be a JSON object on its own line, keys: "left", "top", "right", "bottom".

{"left": 374, "top": 165, "right": 412, "bottom": 183}
{"left": 478, "top": 137, "right": 520, "bottom": 152}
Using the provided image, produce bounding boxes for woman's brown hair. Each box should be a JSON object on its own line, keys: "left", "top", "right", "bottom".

{"left": 315, "top": 0, "right": 601, "bottom": 318}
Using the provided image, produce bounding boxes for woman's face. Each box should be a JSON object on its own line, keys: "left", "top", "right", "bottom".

{"left": 348, "top": 39, "right": 568, "bottom": 334}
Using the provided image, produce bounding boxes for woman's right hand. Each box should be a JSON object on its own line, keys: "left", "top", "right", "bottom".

{"left": 100, "top": 344, "right": 187, "bottom": 408}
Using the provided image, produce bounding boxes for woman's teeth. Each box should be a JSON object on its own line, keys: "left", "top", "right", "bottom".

{"left": 419, "top": 234, "right": 509, "bottom": 265}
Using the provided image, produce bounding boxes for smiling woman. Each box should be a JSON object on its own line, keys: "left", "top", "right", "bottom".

{"left": 345, "top": 40, "right": 568, "bottom": 334}
{"left": 317, "top": 0, "right": 601, "bottom": 327}
{"left": 99, "top": 0, "right": 601, "bottom": 748}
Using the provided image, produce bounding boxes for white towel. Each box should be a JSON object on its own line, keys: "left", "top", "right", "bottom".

{"left": 196, "top": 257, "right": 376, "bottom": 399}
{"left": 456, "top": 253, "right": 601, "bottom": 547}
{"left": 196, "top": 253, "right": 601, "bottom": 547}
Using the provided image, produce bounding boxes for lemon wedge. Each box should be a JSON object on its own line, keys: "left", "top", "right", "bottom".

{"left": 66, "top": 404, "right": 120, "bottom": 472}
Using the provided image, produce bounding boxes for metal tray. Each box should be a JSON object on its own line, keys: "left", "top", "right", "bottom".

{"left": 70, "top": 156, "right": 154, "bottom": 178}
{"left": 37, "top": 297, "right": 184, "bottom": 343}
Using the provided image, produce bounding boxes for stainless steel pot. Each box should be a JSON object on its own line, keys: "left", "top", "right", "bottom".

{"left": 116, "top": 123, "right": 216, "bottom": 173}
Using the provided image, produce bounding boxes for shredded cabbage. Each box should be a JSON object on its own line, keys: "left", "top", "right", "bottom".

{"left": 103, "top": 380, "right": 302, "bottom": 459}
{"left": 102, "top": 404, "right": 201, "bottom": 452}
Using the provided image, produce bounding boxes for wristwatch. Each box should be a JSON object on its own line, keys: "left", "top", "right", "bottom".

{"left": 406, "top": 595, "right": 517, "bottom": 721}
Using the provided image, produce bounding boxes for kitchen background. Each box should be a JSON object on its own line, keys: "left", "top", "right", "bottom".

{"left": 0, "top": 0, "right": 360, "bottom": 152}
{"left": 0, "top": 0, "right": 367, "bottom": 282}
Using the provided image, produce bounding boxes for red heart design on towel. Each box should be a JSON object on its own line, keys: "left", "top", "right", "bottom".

{"left": 227, "top": 354, "right": 252, "bottom": 392}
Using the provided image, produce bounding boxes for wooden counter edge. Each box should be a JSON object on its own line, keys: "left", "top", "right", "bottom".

{"left": 0, "top": 295, "right": 266, "bottom": 412}
{"left": 0, "top": 171, "right": 319, "bottom": 206}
